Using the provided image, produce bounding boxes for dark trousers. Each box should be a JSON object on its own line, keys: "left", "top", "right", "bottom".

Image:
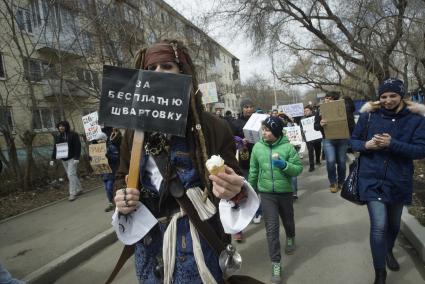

{"left": 307, "top": 139, "right": 322, "bottom": 167}
{"left": 261, "top": 192, "right": 295, "bottom": 262}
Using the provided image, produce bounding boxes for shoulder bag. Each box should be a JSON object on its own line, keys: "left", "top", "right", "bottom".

{"left": 340, "top": 113, "right": 371, "bottom": 205}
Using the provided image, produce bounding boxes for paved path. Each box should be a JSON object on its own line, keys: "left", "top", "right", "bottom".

{"left": 55, "top": 163, "right": 425, "bottom": 284}
{"left": 0, "top": 185, "right": 112, "bottom": 279}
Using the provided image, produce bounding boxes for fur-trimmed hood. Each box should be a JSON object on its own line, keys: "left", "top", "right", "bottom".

{"left": 360, "top": 100, "right": 425, "bottom": 116}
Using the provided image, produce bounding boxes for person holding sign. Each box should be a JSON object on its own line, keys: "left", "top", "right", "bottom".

{"left": 314, "top": 92, "right": 354, "bottom": 193}
{"left": 50, "top": 121, "right": 83, "bottom": 201}
{"left": 351, "top": 78, "right": 425, "bottom": 284}
{"left": 101, "top": 127, "right": 122, "bottom": 212}
{"left": 231, "top": 98, "right": 259, "bottom": 237}
{"left": 112, "top": 40, "right": 259, "bottom": 284}
{"left": 302, "top": 105, "right": 322, "bottom": 172}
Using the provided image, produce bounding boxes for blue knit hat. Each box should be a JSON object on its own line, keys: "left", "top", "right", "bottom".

{"left": 262, "top": 116, "right": 284, "bottom": 138}
{"left": 378, "top": 78, "right": 405, "bottom": 98}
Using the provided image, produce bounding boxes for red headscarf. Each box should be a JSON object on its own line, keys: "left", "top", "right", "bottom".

{"left": 142, "top": 42, "right": 189, "bottom": 69}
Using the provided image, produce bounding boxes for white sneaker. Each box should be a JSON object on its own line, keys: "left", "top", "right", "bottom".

{"left": 253, "top": 215, "right": 262, "bottom": 224}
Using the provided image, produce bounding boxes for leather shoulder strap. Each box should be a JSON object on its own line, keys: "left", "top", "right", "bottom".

{"left": 105, "top": 244, "right": 135, "bottom": 284}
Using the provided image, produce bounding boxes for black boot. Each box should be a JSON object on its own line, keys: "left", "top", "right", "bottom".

{"left": 386, "top": 252, "right": 400, "bottom": 271}
{"left": 374, "top": 269, "right": 387, "bottom": 284}
{"left": 309, "top": 165, "right": 314, "bottom": 172}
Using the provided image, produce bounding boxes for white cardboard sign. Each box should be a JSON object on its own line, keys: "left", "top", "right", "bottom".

{"left": 280, "top": 103, "right": 304, "bottom": 117}
{"left": 56, "top": 142, "right": 69, "bottom": 159}
{"left": 301, "top": 116, "right": 323, "bottom": 142}
{"left": 199, "top": 82, "right": 218, "bottom": 104}
{"left": 82, "top": 111, "right": 102, "bottom": 141}
{"left": 283, "top": 126, "right": 303, "bottom": 143}
{"left": 242, "top": 113, "right": 269, "bottom": 143}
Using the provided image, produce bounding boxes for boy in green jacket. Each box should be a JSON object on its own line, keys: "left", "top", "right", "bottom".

{"left": 248, "top": 116, "right": 303, "bottom": 284}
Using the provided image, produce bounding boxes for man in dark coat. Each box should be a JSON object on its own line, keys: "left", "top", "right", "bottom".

{"left": 50, "top": 120, "right": 83, "bottom": 201}
{"left": 231, "top": 98, "right": 261, "bottom": 237}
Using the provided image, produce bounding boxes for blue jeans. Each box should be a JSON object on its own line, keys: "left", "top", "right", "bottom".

{"left": 322, "top": 139, "right": 348, "bottom": 185}
{"left": 367, "top": 201, "right": 404, "bottom": 269}
{"left": 0, "top": 263, "right": 25, "bottom": 284}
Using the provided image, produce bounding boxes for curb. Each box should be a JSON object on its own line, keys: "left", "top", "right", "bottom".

{"left": 400, "top": 209, "right": 425, "bottom": 263}
{"left": 23, "top": 227, "right": 117, "bottom": 284}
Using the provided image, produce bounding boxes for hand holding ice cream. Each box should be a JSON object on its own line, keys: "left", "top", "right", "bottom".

{"left": 207, "top": 155, "right": 244, "bottom": 200}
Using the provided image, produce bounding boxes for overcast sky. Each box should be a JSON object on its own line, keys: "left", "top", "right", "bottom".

{"left": 163, "top": 0, "right": 273, "bottom": 83}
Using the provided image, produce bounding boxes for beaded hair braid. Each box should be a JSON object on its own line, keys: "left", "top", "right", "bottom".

{"left": 134, "top": 39, "right": 212, "bottom": 200}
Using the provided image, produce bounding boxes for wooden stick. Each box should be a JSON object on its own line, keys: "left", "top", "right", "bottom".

{"left": 127, "top": 130, "right": 144, "bottom": 189}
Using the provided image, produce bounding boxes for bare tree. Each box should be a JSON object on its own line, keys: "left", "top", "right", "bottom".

{"left": 212, "top": 0, "right": 424, "bottom": 97}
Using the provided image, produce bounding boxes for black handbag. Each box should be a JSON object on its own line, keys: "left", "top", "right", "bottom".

{"left": 340, "top": 113, "right": 371, "bottom": 205}
{"left": 341, "top": 158, "right": 365, "bottom": 205}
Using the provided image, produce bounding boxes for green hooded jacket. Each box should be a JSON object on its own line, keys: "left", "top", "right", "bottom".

{"left": 248, "top": 135, "right": 303, "bottom": 193}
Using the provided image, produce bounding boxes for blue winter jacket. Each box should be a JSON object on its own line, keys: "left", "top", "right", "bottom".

{"left": 350, "top": 102, "right": 425, "bottom": 204}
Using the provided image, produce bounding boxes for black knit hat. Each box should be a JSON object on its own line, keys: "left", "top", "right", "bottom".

{"left": 262, "top": 116, "right": 284, "bottom": 138}
{"left": 378, "top": 78, "right": 405, "bottom": 98}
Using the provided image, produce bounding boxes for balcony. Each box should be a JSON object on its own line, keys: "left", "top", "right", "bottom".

{"left": 42, "top": 79, "right": 90, "bottom": 98}
{"left": 36, "top": 33, "right": 83, "bottom": 59}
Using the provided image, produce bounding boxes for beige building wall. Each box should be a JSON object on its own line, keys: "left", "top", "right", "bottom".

{"left": 0, "top": 0, "right": 240, "bottom": 161}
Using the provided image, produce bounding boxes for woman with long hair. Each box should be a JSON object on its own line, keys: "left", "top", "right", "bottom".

{"left": 351, "top": 78, "right": 425, "bottom": 284}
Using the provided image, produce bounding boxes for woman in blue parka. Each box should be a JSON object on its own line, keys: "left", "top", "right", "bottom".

{"left": 351, "top": 78, "right": 425, "bottom": 284}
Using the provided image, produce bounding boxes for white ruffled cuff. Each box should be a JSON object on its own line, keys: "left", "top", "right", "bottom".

{"left": 218, "top": 179, "right": 259, "bottom": 234}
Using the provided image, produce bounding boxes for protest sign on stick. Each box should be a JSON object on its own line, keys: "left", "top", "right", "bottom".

{"left": 82, "top": 111, "right": 102, "bottom": 141}
{"left": 280, "top": 103, "right": 304, "bottom": 117}
{"left": 99, "top": 65, "right": 192, "bottom": 188}
{"left": 199, "top": 82, "right": 218, "bottom": 105}
{"left": 99, "top": 65, "right": 192, "bottom": 137}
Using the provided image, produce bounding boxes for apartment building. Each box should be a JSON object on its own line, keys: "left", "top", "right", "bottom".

{"left": 0, "top": 0, "right": 240, "bottom": 162}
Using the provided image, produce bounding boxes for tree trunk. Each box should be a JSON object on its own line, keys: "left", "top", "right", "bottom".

{"left": 21, "top": 130, "right": 36, "bottom": 191}
{"left": 0, "top": 130, "right": 22, "bottom": 183}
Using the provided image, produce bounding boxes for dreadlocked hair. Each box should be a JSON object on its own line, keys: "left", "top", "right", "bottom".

{"left": 134, "top": 39, "right": 212, "bottom": 201}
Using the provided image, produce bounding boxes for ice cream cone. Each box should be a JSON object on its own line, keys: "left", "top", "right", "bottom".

{"left": 206, "top": 155, "right": 225, "bottom": 175}
{"left": 208, "top": 164, "right": 225, "bottom": 175}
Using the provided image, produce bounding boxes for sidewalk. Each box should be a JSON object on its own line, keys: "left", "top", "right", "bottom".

{"left": 0, "top": 186, "right": 116, "bottom": 283}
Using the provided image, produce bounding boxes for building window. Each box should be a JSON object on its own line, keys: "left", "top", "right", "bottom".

{"left": 104, "top": 41, "right": 123, "bottom": 61}
{"left": 0, "top": 53, "right": 5, "bottom": 79}
{"left": 33, "top": 107, "right": 60, "bottom": 131}
{"left": 80, "top": 31, "right": 94, "bottom": 54}
{"left": 23, "top": 58, "right": 50, "bottom": 82}
{"left": 76, "top": 68, "right": 99, "bottom": 89}
{"left": 123, "top": 4, "right": 138, "bottom": 25}
{"left": 16, "top": 6, "right": 33, "bottom": 33}
{"left": 76, "top": 0, "right": 89, "bottom": 11}
{"left": 0, "top": 106, "right": 14, "bottom": 131}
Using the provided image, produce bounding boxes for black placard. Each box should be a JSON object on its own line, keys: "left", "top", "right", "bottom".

{"left": 99, "top": 65, "right": 192, "bottom": 137}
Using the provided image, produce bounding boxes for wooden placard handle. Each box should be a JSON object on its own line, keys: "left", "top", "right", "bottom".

{"left": 127, "top": 130, "right": 144, "bottom": 189}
